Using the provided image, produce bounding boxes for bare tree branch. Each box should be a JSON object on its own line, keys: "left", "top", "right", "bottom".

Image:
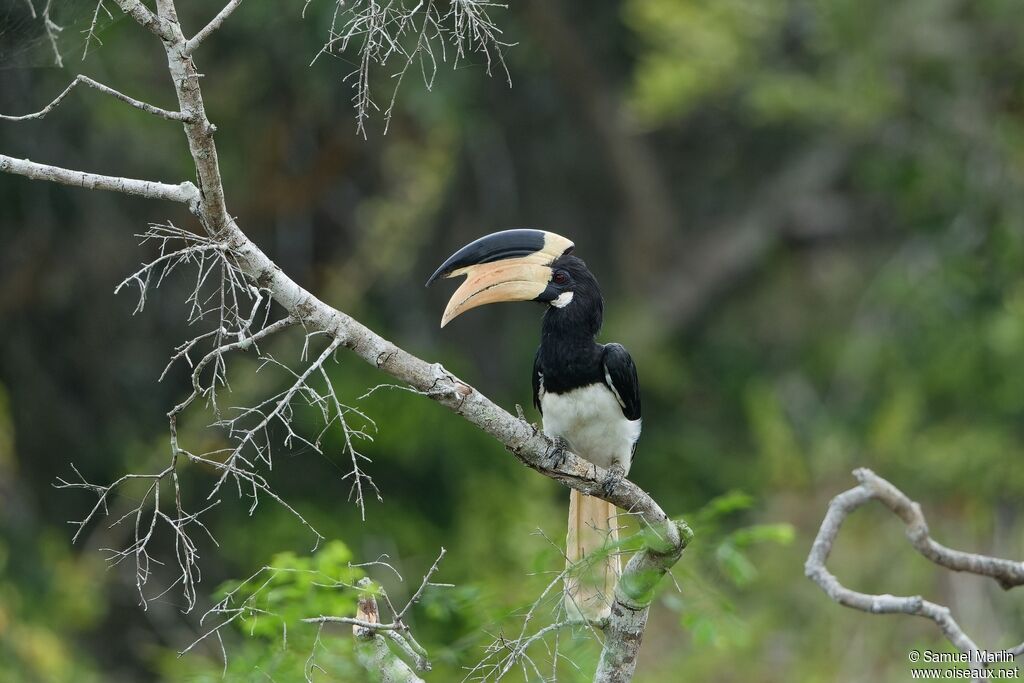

{"left": 595, "top": 520, "right": 691, "bottom": 683}
{"left": 111, "top": 0, "right": 175, "bottom": 41}
{"left": 41, "top": 0, "right": 63, "bottom": 67}
{"left": 82, "top": 0, "right": 113, "bottom": 58}
{"left": 467, "top": 528, "right": 606, "bottom": 681}
{"left": 0, "top": 154, "right": 200, "bottom": 207}
{"left": 807, "top": 468, "right": 1024, "bottom": 682}
{"left": 189, "top": 554, "right": 446, "bottom": 679}
{"left": 347, "top": 578, "right": 426, "bottom": 683}
{"left": 303, "top": 549, "right": 449, "bottom": 675}
{"left": 185, "top": 0, "right": 245, "bottom": 55}
{"left": 0, "top": 75, "right": 190, "bottom": 123}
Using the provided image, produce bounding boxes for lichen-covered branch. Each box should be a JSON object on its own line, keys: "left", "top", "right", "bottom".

{"left": 185, "top": 0, "right": 245, "bottom": 54}
{"left": 111, "top": 0, "right": 175, "bottom": 41}
{"left": 0, "top": 74, "right": 189, "bottom": 122}
{"left": 595, "top": 520, "right": 692, "bottom": 683}
{"left": 806, "top": 468, "right": 1024, "bottom": 682}
{"left": 0, "top": 154, "right": 199, "bottom": 207}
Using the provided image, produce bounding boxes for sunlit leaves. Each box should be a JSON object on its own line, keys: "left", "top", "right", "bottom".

{"left": 215, "top": 540, "right": 364, "bottom": 641}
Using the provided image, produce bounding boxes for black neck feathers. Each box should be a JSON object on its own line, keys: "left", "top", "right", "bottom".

{"left": 537, "top": 256, "right": 605, "bottom": 393}
{"left": 541, "top": 255, "right": 604, "bottom": 338}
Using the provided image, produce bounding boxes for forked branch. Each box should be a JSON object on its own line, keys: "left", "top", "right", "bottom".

{"left": 303, "top": 549, "right": 450, "bottom": 675}
{"left": 0, "top": 74, "right": 189, "bottom": 122}
{"left": 185, "top": 0, "right": 245, "bottom": 54}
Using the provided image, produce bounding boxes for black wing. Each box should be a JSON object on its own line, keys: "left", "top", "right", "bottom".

{"left": 532, "top": 346, "right": 543, "bottom": 415}
{"left": 601, "top": 343, "right": 641, "bottom": 421}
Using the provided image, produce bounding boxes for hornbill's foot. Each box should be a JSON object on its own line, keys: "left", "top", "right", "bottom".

{"left": 600, "top": 463, "right": 626, "bottom": 497}
{"left": 547, "top": 437, "right": 570, "bottom": 470}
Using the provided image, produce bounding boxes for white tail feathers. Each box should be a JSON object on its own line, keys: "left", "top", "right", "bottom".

{"left": 565, "top": 489, "right": 620, "bottom": 621}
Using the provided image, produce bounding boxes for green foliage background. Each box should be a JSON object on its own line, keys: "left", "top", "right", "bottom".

{"left": 1, "top": 0, "right": 1023, "bottom": 680}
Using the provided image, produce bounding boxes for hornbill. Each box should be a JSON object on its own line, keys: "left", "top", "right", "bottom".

{"left": 427, "top": 229, "right": 641, "bottom": 621}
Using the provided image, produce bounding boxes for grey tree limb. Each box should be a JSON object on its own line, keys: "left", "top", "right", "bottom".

{"left": 806, "top": 468, "right": 1024, "bottom": 682}
{"left": 111, "top": 0, "right": 175, "bottom": 41}
{"left": 184, "top": 0, "right": 245, "bottom": 55}
{"left": 38, "top": 0, "right": 63, "bottom": 67}
{"left": 596, "top": 520, "right": 692, "bottom": 682}
{"left": 0, "top": 154, "right": 200, "bottom": 207}
{"left": 355, "top": 636, "right": 424, "bottom": 683}
{"left": 0, "top": 75, "right": 190, "bottom": 123}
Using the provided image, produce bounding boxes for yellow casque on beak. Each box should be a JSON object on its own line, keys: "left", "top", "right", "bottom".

{"left": 427, "top": 229, "right": 575, "bottom": 327}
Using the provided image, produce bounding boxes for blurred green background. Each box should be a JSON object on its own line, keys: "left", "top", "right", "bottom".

{"left": 1, "top": 0, "right": 1023, "bottom": 681}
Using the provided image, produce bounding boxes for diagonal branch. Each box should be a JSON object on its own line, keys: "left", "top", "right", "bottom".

{"left": 0, "top": 154, "right": 200, "bottom": 207}
{"left": 184, "top": 0, "right": 245, "bottom": 55}
{"left": 807, "top": 468, "right": 1024, "bottom": 682}
{"left": 0, "top": 75, "right": 190, "bottom": 122}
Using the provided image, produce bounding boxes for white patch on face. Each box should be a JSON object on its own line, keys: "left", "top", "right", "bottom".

{"left": 551, "top": 291, "right": 575, "bottom": 308}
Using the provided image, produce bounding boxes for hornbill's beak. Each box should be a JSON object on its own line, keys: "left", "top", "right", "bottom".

{"left": 426, "top": 229, "right": 574, "bottom": 327}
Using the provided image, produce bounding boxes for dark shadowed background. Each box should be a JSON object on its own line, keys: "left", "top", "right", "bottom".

{"left": 1, "top": 0, "right": 1023, "bottom": 680}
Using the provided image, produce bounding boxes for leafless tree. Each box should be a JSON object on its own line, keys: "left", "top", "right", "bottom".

{"left": 0, "top": 2, "right": 688, "bottom": 681}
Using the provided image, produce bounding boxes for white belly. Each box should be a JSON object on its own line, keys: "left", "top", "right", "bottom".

{"left": 541, "top": 383, "right": 641, "bottom": 473}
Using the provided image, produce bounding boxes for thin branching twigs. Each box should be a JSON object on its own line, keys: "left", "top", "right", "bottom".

{"left": 184, "top": 549, "right": 449, "bottom": 678}
{"left": 310, "top": 0, "right": 512, "bottom": 135}
{"left": 179, "top": 551, "right": 446, "bottom": 675}
{"left": 83, "top": 0, "right": 114, "bottom": 58}
{"left": 303, "top": 548, "right": 450, "bottom": 670}
{"left": 185, "top": 0, "right": 245, "bottom": 54}
{"left": 0, "top": 74, "right": 189, "bottom": 122}
{"left": 465, "top": 525, "right": 633, "bottom": 682}
{"left": 807, "top": 468, "right": 1024, "bottom": 683}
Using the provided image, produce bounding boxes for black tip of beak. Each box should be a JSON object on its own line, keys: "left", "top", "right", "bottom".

{"left": 425, "top": 229, "right": 556, "bottom": 287}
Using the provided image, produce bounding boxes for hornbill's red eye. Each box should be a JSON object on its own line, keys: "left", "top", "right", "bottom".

{"left": 552, "top": 271, "right": 569, "bottom": 285}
